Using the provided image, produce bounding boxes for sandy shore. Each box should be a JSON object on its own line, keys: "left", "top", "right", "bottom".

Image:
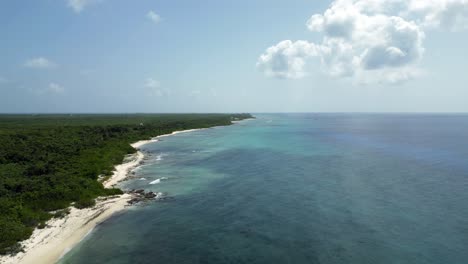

{"left": 0, "top": 149, "right": 144, "bottom": 264}
{"left": 0, "top": 125, "right": 245, "bottom": 264}
{"left": 153, "top": 128, "right": 203, "bottom": 140}
{"left": 128, "top": 129, "right": 202, "bottom": 150}
{"left": 102, "top": 151, "right": 145, "bottom": 188}
{"left": 0, "top": 194, "right": 132, "bottom": 264}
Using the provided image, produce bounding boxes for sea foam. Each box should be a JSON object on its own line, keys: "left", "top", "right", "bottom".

{"left": 149, "top": 177, "right": 168, "bottom": 185}
{"left": 149, "top": 179, "right": 160, "bottom": 184}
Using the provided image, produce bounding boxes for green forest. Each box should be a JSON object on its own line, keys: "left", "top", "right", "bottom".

{"left": 0, "top": 113, "right": 252, "bottom": 255}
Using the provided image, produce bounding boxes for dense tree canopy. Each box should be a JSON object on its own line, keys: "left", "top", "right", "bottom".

{"left": 0, "top": 113, "right": 252, "bottom": 254}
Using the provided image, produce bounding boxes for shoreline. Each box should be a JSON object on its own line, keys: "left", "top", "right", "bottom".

{"left": 0, "top": 194, "right": 132, "bottom": 264}
{"left": 0, "top": 127, "right": 208, "bottom": 264}
{"left": 0, "top": 119, "right": 254, "bottom": 264}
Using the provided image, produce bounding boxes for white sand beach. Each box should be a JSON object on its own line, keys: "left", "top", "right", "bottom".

{"left": 0, "top": 194, "right": 132, "bottom": 264}
{"left": 0, "top": 149, "right": 144, "bottom": 264}
{"left": 154, "top": 128, "right": 202, "bottom": 139}
{"left": 102, "top": 151, "right": 145, "bottom": 188}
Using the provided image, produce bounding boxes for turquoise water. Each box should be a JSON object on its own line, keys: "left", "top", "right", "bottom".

{"left": 60, "top": 114, "right": 468, "bottom": 264}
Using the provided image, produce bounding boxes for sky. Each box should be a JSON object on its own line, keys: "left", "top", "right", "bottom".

{"left": 1, "top": 0, "right": 468, "bottom": 113}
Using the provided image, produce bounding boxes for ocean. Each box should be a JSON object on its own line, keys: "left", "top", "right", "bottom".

{"left": 59, "top": 114, "right": 468, "bottom": 264}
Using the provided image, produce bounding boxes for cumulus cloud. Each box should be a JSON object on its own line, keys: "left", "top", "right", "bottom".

{"left": 147, "top": 11, "right": 162, "bottom": 24}
{"left": 258, "top": 0, "right": 467, "bottom": 84}
{"left": 319, "top": 38, "right": 358, "bottom": 77}
{"left": 256, "top": 40, "right": 319, "bottom": 79}
{"left": 407, "top": 0, "right": 468, "bottom": 31}
{"left": 67, "top": 0, "right": 101, "bottom": 13}
{"left": 24, "top": 57, "right": 57, "bottom": 69}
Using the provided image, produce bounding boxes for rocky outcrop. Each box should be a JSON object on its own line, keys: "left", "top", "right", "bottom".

{"left": 126, "top": 189, "right": 172, "bottom": 205}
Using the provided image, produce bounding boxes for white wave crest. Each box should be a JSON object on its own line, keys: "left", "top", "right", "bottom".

{"left": 149, "top": 179, "right": 161, "bottom": 185}
{"left": 149, "top": 177, "right": 168, "bottom": 185}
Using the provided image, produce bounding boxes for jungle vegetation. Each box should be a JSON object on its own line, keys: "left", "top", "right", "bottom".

{"left": 0, "top": 113, "right": 252, "bottom": 254}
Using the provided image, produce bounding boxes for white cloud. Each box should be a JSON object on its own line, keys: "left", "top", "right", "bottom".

{"left": 318, "top": 38, "right": 358, "bottom": 77}
{"left": 147, "top": 10, "right": 162, "bottom": 24}
{"left": 47, "top": 83, "right": 65, "bottom": 94}
{"left": 407, "top": 0, "right": 468, "bottom": 31}
{"left": 67, "top": 0, "right": 101, "bottom": 13}
{"left": 24, "top": 57, "right": 57, "bottom": 69}
{"left": 256, "top": 40, "right": 319, "bottom": 79}
{"left": 258, "top": 0, "right": 467, "bottom": 84}
{"left": 144, "top": 78, "right": 168, "bottom": 97}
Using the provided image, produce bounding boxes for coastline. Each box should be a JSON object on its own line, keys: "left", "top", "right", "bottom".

{"left": 0, "top": 127, "right": 206, "bottom": 264}
{"left": 0, "top": 194, "right": 132, "bottom": 264}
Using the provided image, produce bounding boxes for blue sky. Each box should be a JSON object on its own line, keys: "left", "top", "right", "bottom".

{"left": 1, "top": 0, "right": 468, "bottom": 113}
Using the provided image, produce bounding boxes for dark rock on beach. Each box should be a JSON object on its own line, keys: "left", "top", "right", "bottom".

{"left": 125, "top": 190, "right": 171, "bottom": 205}
{"left": 144, "top": 191, "right": 157, "bottom": 198}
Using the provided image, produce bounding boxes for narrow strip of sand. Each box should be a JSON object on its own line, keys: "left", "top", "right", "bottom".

{"left": 0, "top": 149, "right": 144, "bottom": 264}
{"left": 0, "top": 128, "right": 205, "bottom": 264}
{"left": 102, "top": 150, "right": 145, "bottom": 188}
{"left": 0, "top": 194, "right": 132, "bottom": 264}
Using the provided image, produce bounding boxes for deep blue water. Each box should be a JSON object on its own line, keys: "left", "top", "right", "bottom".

{"left": 60, "top": 114, "right": 468, "bottom": 264}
